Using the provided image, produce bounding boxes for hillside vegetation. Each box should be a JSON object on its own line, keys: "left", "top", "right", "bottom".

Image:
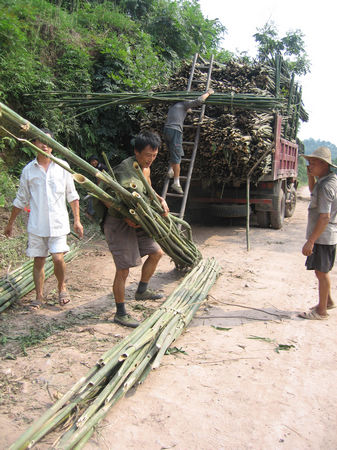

{"left": 0, "top": 0, "right": 226, "bottom": 170}
{"left": 0, "top": 0, "right": 226, "bottom": 269}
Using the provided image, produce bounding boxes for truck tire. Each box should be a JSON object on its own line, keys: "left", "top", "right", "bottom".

{"left": 285, "top": 186, "right": 297, "bottom": 218}
{"left": 256, "top": 211, "right": 270, "bottom": 228}
{"left": 270, "top": 189, "right": 285, "bottom": 229}
{"left": 210, "top": 204, "right": 250, "bottom": 218}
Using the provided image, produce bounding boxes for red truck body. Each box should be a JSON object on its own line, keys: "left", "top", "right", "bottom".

{"left": 190, "top": 115, "right": 299, "bottom": 228}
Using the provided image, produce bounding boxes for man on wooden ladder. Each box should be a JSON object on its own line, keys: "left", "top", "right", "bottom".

{"left": 163, "top": 88, "right": 214, "bottom": 194}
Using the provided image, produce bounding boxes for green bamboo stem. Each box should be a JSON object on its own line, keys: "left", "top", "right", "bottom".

{"left": 75, "top": 342, "right": 153, "bottom": 432}
{"left": 122, "top": 345, "right": 158, "bottom": 391}
{"left": 0, "top": 103, "right": 102, "bottom": 179}
{"left": 0, "top": 248, "right": 78, "bottom": 311}
{"left": 9, "top": 367, "right": 100, "bottom": 450}
{"left": 56, "top": 387, "right": 126, "bottom": 450}
{"left": 1, "top": 104, "right": 201, "bottom": 269}
{"left": 22, "top": 401, "right": 80, "bottom": 450}
{"left": 10, "top": 258, "right": 220, "bottom": 449}
{"left": 72, "top": 428, "right": 95, "bottom": 450}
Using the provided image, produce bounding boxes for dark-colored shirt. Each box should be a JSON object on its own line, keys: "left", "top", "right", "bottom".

{"left": 164, "top": 97, "right": 204, "bottom": 133}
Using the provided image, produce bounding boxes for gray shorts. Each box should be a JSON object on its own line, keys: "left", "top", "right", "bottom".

{"left": 104, "top": 215, "right": 161, "bottom": 270}
{"left": 305, "top": 243, "right": 336, "bottom": 273}
{"left": 163, "top": 127, "right": 184, "bottom": 164}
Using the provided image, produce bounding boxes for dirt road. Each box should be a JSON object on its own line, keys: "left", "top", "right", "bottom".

{"left": 1, "top": 188, "right": 337, "bottom": 449}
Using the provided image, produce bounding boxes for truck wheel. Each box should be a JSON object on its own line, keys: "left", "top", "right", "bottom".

{"left": 256, "top": 211, "right": 270, "bottom": 228}
{"left": 210, "top": 204, "right": 250, "bottom": 218}
{"left": 270, "top": 189, "right": 285, "bottom": 229}
{"left": 285, "top": 186, "right": 297, "bottom": 218}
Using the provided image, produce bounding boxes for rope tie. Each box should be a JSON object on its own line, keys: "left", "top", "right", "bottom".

{"left": 3, "top": 275, "right": 22, "bottom": 300}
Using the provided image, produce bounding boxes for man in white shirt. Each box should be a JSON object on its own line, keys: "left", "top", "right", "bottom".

{"left": 4, "top": 129, "right": 83, "bottom": 308}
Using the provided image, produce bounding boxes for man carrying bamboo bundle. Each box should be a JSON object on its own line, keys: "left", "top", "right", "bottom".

{"left": 299, "top": 147, "right": 337, "bottom": 320}
{"left": 102, "top": 131, "right": 169, "bottom": 328}
{"left": 4, "top": 129, "right": 83, "bottom": 308}
{"left": 163, "top": 88, "right": 214, "bottom": 194}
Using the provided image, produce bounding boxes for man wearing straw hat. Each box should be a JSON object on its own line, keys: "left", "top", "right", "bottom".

{"left": 300, "top": 146, "right": 337, "bottom": 319}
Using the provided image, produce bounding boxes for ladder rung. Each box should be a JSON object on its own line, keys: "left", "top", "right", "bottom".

{"left": 183, "top": 124, "right": 196, "bottom": 128}
{"left": 170, "top": 212, "right": 180, "bottom": 216}
{"left": 181, "top": 158, "right": 191, "bottom": 162}
{"left": 180, "top": 176, "right": 188, "bottom": 180}
{"left": 166, "top": 192, "right": 184, "bottom": 198}
{"left": 196, "top": 64, "right": 210, "bottom": 70}
{"left": 190, "top": 109, "right": 201, "bottom": 113}
{"left": 192, "top": 80, "right": 205, "bottom": 83}
{"left": 182, "top": 141, "right": 195, "bottom": 145}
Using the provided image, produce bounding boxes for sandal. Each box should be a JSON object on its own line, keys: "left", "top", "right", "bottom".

{"left": 28, "top": 299, "right": 44, "bottom": 309}
{"left": 59, "top": 291, "right": 71, "bottom": 306}
{"left": 298, "top": 310, "right": 329, "bottom": 320}
{"left": 310, "top": 304, "right": 336, "bottom": 311}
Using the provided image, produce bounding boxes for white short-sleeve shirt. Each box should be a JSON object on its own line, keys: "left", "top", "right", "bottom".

{"left": 13, "top": 158, "right": 79, "bottom": 237}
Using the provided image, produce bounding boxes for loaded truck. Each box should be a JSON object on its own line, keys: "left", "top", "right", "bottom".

{"left": 189, "top": 114, "right": 298, "bottom": 229}
{"left": 141, "top": 53, "right": 306, "bottom": 229}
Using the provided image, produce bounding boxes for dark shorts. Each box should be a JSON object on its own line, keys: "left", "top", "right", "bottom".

{"left": 305, "top": 243, "right": 336, "bottom": 273}
{"left": 104, "top": 215, "right": 161, "bottom": 270}
{"left": 163, "top": 127, "right": 184, "bottom": 164}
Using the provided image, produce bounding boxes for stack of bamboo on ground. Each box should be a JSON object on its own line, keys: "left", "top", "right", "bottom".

{"left": 0, "top": 102, "right": 201, "bottom": 270}
{"left": 9, "top": 257, "right": 221, "bottom": 450}
{"left": 0, "top": 245, "right": 78, "bottom": 313}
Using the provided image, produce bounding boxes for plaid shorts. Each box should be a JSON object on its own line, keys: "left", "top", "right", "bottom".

{"left": 305, "top": 243, "right": 336, "bottom": 273}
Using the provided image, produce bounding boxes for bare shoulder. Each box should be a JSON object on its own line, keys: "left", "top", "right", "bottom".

{"left": 143, "top": 167, "right": 151, "bottom": 184}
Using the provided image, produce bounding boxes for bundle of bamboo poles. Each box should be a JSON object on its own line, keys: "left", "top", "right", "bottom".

{"left": 0, "top": 102, "right": 201, "bottom": 269}
{"left": 0, "top": 245, "right": 79, "bottom": 313}
{"left": 37, "top": 90, "right": 284, "bottom": 115}
{"left": 9, "top": 257, "right": 221, "bottom": 450}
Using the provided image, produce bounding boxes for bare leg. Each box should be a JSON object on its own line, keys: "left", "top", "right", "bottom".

{"left": 52, "top": 253, "right": 67, "bottom": 293}
{"left": 113, "top": 268, "right": 129, "bottom": 303}
{"left": 327, "top": 293, "right": 335, "bottom": 308}
{"left": 33, "top": 257, "right": 46, "bottom": 302}
{"left": 315, "top": 270, "right": 330, "bottom": 316}
{"left": 171, "top": 163, "right": 181, "bottom": 179}
{"left": 140, "top": 250, "right": 163, "bottom": 283}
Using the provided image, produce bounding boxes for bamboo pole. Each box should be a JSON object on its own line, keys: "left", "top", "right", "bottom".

{"left": 0, "top": 105, "right": 201, "bottom": 269}
{"left": 10, "top": 258, "right": 220, "bottom": 449}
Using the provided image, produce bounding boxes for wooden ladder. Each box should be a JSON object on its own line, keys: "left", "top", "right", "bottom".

{"left": 161, "top": 53, "right": 214, "bottom": 219}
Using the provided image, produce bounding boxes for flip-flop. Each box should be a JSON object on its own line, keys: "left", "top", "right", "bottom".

{"left": 59, "top": 291, "right": 71, "bottom": 306}
{"left": 298, "top": 310, "right": 329, "bottom": 320}
{"left": 28, "top": 299, "right": 44, "bottom": 309}
{"left": 310, "top": 304, "right": 336, "bottom": 311}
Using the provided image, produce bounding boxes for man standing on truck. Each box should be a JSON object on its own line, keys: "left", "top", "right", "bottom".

{"left": 163, "top": 88, "right": 214, "bottom": 194}
{"left": 300, "top": 147, "right": 337, "bottom": 320}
